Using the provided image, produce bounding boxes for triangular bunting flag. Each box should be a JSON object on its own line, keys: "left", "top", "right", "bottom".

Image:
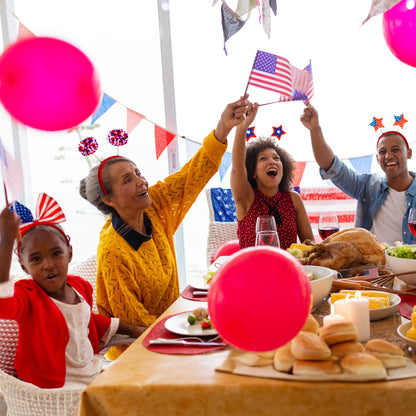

{"left": 17, "top": 22, "right": 35, "bottom": 40}
{"left": 185, "top": 141, "right": 202, "bottom": 161}
{"left": 349, "top": 155, "right": 373, "bottom": 174}
{"left": 91, "top": 93, "right": 116, "bottom": 125}
{"left": 219, "top": 151, "right": 232, "bottom": 181}
{"left": 155, "top": 126, "right": 176, "bottom": 159}
{"left": 221, "top": 3, "right": 246, "bottom": 55}
{"left": 270, "top": 0, "right": 277, "bottom": 15}
{"left": 262, "top": 0, "right": 271, "bottom": 38}
{"left": 126, "top": 108, "right": 145, "bottom": 134}
{"left": 362, "top": 0, "right": 401, "bottom": 25}
{"left": 293, "top": 161, "right": 307, "bottom": 188}
{"left": 235, "top": 0, "right": 258, "bottom": 17}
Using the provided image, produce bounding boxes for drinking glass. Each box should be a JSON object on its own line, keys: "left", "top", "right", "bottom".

{"left": 256, "top": 216, "right": 277, "bottom": 234}
{"left": 255, "top": 231, "right": 280, "bottom": 247}
{"left": 409, "top": 208, "right": 416, "bottom": 236}
{"left": 318, "top": 212, "right": 339, "bottom": 240}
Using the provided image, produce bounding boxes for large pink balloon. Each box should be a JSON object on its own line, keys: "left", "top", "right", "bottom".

{"left": 213, "top": 239, "right": 240, "bottom": 262}
{"left": 0, "top": 37, "right": 101, "bottom": 131}
{"left": 383, "top": 0, "right": 416, "bottom": 67}
{"left": 208, "top": 246, "right": 311, "bottom": 352}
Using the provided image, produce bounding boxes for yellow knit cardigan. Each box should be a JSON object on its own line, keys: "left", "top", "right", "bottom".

{"left": 96, "top": 131, "right": 226, "bottom": 359}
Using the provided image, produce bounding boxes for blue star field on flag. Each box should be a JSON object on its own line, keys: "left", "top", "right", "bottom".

{"left": 9, "top": 200, "right": 33, "bottom": 223}
{"left": 246, "top": 126, "right": 256, "bottom": 141}
{"left": 271, "top": 125, "right": 286, "bottom": 139}
{"left": 210, "top": 188, "right": 237, "bottom": 222}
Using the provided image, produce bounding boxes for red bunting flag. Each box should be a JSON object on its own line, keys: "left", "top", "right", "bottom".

{"left": 126, "top": 108, "right": 145, "bottom": 134}
{"left": 293, "top": 161, "right": 306, "bottom": 187}
{"left": 154, "top": 126, "right": 176, "bottom": 159}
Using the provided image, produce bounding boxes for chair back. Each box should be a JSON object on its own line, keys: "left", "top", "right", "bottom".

{"left": 206, "top": 188, "right": 238, "bottom": 265}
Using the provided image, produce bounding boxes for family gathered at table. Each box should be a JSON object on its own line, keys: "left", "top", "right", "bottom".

{"left": 1, "top": 93, "right": 416, "bottom": 415}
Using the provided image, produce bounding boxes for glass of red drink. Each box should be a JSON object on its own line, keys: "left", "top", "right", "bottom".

{"left": 318, "top": 212, "right": 339, "bottom": 240}
{"left": 408, "top": 208, "right": 416, "bottom": 236}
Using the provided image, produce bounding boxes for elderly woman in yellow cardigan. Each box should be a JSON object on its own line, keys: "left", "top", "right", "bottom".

{"left": 79, "top": 96, "right": 249, "bottom": 359}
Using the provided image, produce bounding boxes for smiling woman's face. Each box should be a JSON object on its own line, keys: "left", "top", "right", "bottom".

{"left": 253, "top": 147, "right": 284, "bottom": 190}
{"left": 103, "top": 161, "right": 152, "bottom": 214}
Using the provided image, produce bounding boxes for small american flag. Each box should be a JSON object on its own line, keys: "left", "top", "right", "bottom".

{"left": 280, "top": 61, "right": 314, "bottom": 103}
{"left": 247, "top": 50, "right": 293, "bottom": 97}
{"left": 0, "top": 137, "right": 24, "bottom": 202}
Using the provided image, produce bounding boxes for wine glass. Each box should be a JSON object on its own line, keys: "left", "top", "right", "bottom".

{"left": 256, "top": 216, "right": 277, "bottom": 234}
{"left": 255, "top": 231, "right": 280, "bottom": 247}
{"left": 318, "top": 212, "right": 339, "bottom": 240}
{"left": 408, "top": 208, "right": 416, "bottom": 236}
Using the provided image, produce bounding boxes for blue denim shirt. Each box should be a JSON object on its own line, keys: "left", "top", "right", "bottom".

{"left": 320, "top": 155, "right": 416, "bottom": 244}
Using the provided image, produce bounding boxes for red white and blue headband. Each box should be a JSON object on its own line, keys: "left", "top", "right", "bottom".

{"left": 370, "top": 114, "right": 409, "bottom": 150}
{"left": 11, "top": 193, "right": 69, "bottom": 250}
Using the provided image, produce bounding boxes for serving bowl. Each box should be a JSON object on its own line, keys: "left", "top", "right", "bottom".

{"left": 385, "top": 245, "right": 416, "bottom": 286}
{"left": 303, "top": 265, "right": 336, "bottom": 310}
{"left": 397, "top": 322, "right": 416, "bottom": 350}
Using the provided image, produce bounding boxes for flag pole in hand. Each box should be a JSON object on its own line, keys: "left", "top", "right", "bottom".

{"left": 3, "top": 181, "right": 8, "bottom": 205}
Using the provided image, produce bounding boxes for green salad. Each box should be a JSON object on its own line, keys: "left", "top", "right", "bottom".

{"left": 386, "top": 244, "right": 416, "bottom": 259}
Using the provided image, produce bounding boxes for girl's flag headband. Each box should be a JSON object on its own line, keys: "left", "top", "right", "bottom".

{"left": 11, "top": 193, "right": 68, "bottom": 244}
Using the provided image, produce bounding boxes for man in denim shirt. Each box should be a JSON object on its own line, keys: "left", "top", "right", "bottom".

{"left": 301, "top": 103, "right": 416, "bottom": 246}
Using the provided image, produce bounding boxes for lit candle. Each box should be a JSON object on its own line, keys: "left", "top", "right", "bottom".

{"left": 323, "top": 304, "right": 346, "bottom": 327}
{"left": 333, "top": 296, "right": 351, "bottom": 321}
{"left": 346, "top": 292, "right": 370, "bottom": 342}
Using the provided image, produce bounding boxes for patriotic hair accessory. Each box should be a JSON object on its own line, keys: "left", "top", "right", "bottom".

{"left": 78, "top": 137, "right": 98, "bottom": 156}
{"left": 372, "top": 114, "right": 409, "bottom": 149}
{"left": 98, "top": 155, "right": 122, "bottom": 195}
{"left": 108, "top": 129, "right": 128, "bottom": 146}
{"left": 11, "top": 193, "right": 69, "bottom": 254}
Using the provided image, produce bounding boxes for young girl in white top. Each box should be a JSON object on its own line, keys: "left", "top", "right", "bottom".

{"left": 0, "top": 193, "right": 143, "bottom": 389}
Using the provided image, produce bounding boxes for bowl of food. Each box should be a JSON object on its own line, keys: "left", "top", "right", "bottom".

{"left": 303, "top": 265, "right": 336, "bottom": 310}
{"left": 385, "top": 244, "right": 416, "bottom": 286}
{"left": 397, "top": 322, "right": 416, "bottom": 350}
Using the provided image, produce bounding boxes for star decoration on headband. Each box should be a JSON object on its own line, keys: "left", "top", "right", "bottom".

{"left": 393, "top": 114, "right": 408, "bottom": 129}
{"left": 246, "top": 126, "right": 256, "bottom": 141}
{"left": 271, "top": 125, "right": 286, "bottom": 140}
{"left": 369, "top": 117, "right": 384, "bottom": 132}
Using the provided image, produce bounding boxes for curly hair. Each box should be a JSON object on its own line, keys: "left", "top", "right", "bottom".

{"left": 245, "top": 136, "right": 295, "bottom": 192}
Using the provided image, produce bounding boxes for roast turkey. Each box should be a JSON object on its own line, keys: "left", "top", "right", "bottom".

{"left": 303, "top": 228, "right": 386, "bottom": 270}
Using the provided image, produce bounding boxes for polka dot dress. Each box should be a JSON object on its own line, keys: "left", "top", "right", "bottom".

{"left": 238, "top": 189, "right": 297, "bottom": 250}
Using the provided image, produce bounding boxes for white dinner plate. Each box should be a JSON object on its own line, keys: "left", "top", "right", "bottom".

{"left": 329, "top": 292, "right": 401, "bottom": 321}
{"left": 188, "top": 277, "right": 210, "bottom": 291}
{"left": 164, "top": 311, "right": 217, "bottom": 336}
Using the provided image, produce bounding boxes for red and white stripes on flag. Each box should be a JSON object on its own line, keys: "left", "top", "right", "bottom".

{"left": 247, "top": 51, "right": 293, "bottom": 97}
{"left": 0, "top": 137, "right": 24, "bottom": 201}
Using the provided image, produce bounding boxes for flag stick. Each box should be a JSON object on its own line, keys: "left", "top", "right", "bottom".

{"left": 258, "top": 100, "right": 286, "bottom": 107}
{"left": 3, "top": 181, "right": 9, "bottom": 205}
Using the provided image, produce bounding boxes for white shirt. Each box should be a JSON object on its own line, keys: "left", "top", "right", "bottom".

{"left": 371, "top": 187, "right": 406, "bottom": 247}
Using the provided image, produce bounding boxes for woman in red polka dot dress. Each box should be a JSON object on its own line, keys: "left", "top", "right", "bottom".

{"left": 231, "top": 99, "right": 314, "bottom": 250}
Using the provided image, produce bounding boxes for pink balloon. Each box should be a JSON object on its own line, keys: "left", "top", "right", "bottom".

{"left": 0, "top": 37, "right": 101, "bottom": 131}
{"left": 383, "top": 0, "right": 416, "bottom": 67}
{"left": 208, "top": 246, "right": 311, "bottom": 352}
{"left": 213, "top": 239, "right": 240, "bottom": 262}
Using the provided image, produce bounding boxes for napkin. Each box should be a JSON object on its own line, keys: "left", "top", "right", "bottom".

{"left": 142, "top": 313, "right": 227, "bottom": 355}
{"left": 180, "top": 285, "right": 208, "bottom": 302}
{"left": 399, "top": 288, "right": 416, "bottom": 320}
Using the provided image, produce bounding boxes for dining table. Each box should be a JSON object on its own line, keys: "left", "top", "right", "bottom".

{"left": 78, "top": 280, "right": 416, "bottom": 416}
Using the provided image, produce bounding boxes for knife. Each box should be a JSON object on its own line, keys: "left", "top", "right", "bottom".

{"left": 149, "top": 338, "right": 226, "bottom": 347}
{"left": 192, "top": 290, "right": 208, "bottom": 297}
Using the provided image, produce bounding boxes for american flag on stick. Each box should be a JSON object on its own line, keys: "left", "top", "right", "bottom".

{"left": 0, "top": 137, "right": 24, "bottom": 204}
{"left": 245, "top": 50, "right": 314, "bottom": 106}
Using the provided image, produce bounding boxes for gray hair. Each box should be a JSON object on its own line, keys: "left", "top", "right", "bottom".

{"left": 79, "top": 156, "right": 133, "bottom": 215}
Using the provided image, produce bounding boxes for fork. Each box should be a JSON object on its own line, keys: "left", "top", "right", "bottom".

{"left": 172, "top": 335, "right": 221, "bottom": 343}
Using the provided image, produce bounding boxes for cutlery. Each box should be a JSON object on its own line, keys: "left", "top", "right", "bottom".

{"left": 404, "top": 303, "right": 414, "bottom": 312}
{"left": 192, "top": 290, "right": 208, "bottom": 297}
{"left": 149, "top": 338, "right": 226, "bottom": 347}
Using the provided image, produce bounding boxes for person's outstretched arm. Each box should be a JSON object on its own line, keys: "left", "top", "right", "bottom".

{"left": 0, "top": 205, "right": 20, "bottom": 284}
{"left": 230, "top": 100, "right": 259, "bottom": 219}
{"left": 300, "top": 103, "right": 335, "bottom": 171}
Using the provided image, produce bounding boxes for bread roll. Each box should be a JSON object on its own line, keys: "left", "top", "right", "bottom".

{"left": 293, "top": 360, "right": 341, "bottom": 376}
{"left": 320, "top": 321, "right": 358, "bottom": 345}
{"left": 301, "top": 314, "right": 320, "bottom": 334}
{"left": 291, "top": 331, "right": 331, "bottom": 360}
{"left": 330, "top": 341, "right": 364, "bottom": 359}
{"left": 232, "top": 352, "right": 273, "bottom": 367}
{"left": 340, "top": 352, "right": 387, "bottom": 378}
{"left": 365, "top": 339, "right": 406, "bottom": 369}
{"left": 273, "top": 341, "right": 295, "bottom": 372}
